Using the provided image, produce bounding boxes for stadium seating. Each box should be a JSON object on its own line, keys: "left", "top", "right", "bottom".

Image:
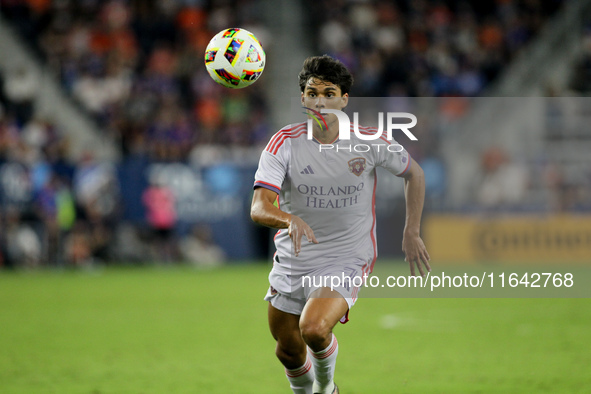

{"left": 0, "top": 0, "right": 579, "bottom": 268}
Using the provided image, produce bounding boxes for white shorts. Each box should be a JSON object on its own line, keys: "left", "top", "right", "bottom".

{"left": 264, "top": 259, "right": 370, "bottom": 324}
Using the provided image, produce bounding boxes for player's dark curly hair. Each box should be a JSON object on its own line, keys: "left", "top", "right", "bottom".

{"left": 298, "top": 55, "right": 354, "bottom": 95}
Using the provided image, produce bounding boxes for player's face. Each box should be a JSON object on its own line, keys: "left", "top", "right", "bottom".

{"left": 301, "top": 77, "right": 348, "bottom": 131}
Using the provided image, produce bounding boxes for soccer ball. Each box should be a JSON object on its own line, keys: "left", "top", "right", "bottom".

{"left": 204, "top": 28, "right": 266, "bottom": 89}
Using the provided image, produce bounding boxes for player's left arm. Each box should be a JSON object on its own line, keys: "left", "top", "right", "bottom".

{"left": 401, "top": 158, "right": 431, "bottom": 277}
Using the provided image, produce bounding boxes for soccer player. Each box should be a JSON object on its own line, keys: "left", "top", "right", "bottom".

{"left": 250, "top": 55, "right": 430, "bottom": 394}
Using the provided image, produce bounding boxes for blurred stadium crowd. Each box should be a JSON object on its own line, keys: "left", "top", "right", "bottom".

{"left": 1, "top": 0, "right": 271, "bottom": 155}
{"left": 0, "top": 0, "right": 588, "bottom": 269}
{"left": 306, "top": 0, "right": 563, "bottom": 97}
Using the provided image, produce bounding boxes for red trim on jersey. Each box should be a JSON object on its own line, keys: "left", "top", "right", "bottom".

{"left": 253, "top": 180, "right": 281, "bottom": 194}
{"left": 267, "top": 129, "right": 290, "bottom": 153}
{"left": 369, "top": 171, "right": 378, "bottom": 273}
{"left": 270, "top": 128, "right": 307, "bottom": 155}
{"left": 267, "top": 129, "right": 289, "bottom": 154}
{"left": 348, "top": 174, "right": 380, "bottom": 316}
{"left": 351, "top": 262, "right": 366, "bottom": 301}
{"left": 352, "top": 262, "right": 371, "bottom": 303}
{"left": 268, "top": 124, "right": 305, "bottom": 150}
{"left": 266, "top": 123, "right": 307, "bottom": 154}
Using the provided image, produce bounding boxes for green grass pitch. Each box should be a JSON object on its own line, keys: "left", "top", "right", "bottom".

{"left": 1, "top": 263, "right": 590, "bottom": 393}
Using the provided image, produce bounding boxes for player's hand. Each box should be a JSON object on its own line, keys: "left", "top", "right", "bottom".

{"left": 288, "top": 215, "right": 318, "bottom": 257}
{"left": 402, "top": 232, "right": 431, "bottom": 277}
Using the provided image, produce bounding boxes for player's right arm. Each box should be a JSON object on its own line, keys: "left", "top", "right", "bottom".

{"left": 250, "top": 187, "right": 290, "bottom": 229}
{"left": 251, "top": 188, "right": 318, "bottom": 256}
{"left": 252, "top": 125, "right": 318, "bottom": 256}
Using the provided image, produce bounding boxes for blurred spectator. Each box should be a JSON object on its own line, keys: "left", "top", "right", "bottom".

{"left": 570, "top": 24, "right": 591, "bottom": 93}
{"left": 72, "top": 152, "right": 120, "bottom": 262}
{"left": 34, "top": 174, "right": 76, "bottom": 266}
{"left": 4, "top": 209, "right": 42, "bottom": 268}
{"left": 142, "top": 174, "right": 178, "bottom": 263}
{"left": 541, "top": 158, "right": 590, "bottom": 212}
{"left": 2, "top": 65, "right": 39, "bottom": 127}
{"left": 112, "top": 223, "right": 150, "bottom": 263}
{"left": 64, "top": 221, "right": 93, "bottom": 267}
{"left": 475, "top": 147, "right": 529, "bottom": 209}
{"left": 180, "top": 225, "right": 226, "bottom": 268}
{"left": 73, "top": 153, "right": 119, "bottom": 221}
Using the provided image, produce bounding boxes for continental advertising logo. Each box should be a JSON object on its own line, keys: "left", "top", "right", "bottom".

{"left": 474, "top": 224, "right": 591, "bottom": 258}
{"left": 424, "top": 215, "right": 591, "bottom": 264}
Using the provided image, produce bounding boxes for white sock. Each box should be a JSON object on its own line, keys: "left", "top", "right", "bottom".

{"left": 310, "top": 334, "right": 338, "bottom": 393}
{"left": 285, "top": 356, "right": 315, "bottom": 394}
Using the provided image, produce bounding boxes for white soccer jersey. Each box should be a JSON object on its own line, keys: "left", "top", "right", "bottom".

{"left": 254, "top": 121, "right": 411, "bottom": 277}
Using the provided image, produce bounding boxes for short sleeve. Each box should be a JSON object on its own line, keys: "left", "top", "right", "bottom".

{"left": 377, "top": 140, "right": 411, "bottom": 176}
{"left": 253, "top": 146, "right": 288, "bottom": 194}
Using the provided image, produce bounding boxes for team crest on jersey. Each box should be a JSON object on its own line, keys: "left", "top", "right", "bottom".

{"left": 348, "top": 157, "right": 366, "bottom": 176}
